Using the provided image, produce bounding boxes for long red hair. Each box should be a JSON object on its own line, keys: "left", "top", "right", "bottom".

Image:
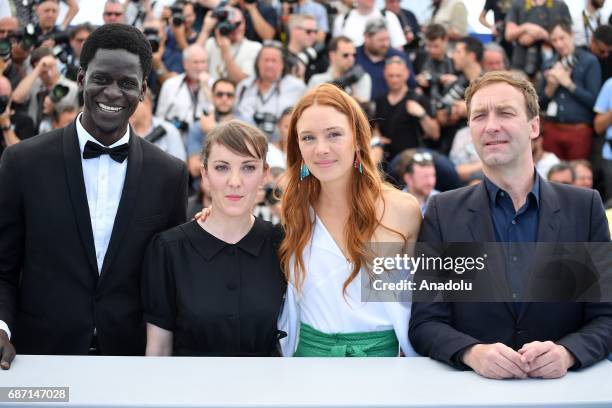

{"left": 279, "top": 84, "right": 387, "bottom": 294}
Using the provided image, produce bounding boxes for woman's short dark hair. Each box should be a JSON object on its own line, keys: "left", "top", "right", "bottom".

{"left": 201, "top": 120, "right": 268, "bottom": 168}
{"left": 80, "top": 24, "right": 152, "bottom": 80}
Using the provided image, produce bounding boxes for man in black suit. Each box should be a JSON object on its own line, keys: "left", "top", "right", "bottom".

{"left": 409, "top": 71, "right": 612, "bottom": 379}
{"left": 0, "top": 24, "right": 188, "bottom": 368}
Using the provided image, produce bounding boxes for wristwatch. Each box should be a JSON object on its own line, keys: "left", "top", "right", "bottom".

{"left": 1, "top": 123, "right": 14, "bottom": 132}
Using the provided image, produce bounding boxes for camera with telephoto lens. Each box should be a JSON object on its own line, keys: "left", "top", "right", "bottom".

{"left": 0, "top": 95, "right": 9, "bottom": 114}
{"left": 434, "top": 76, "right": 468, "bottom": 114}
{"left": 244, "top": 0, "right": 257, "bottom": 4}
{"left": 169, "top": 117, "right": 189, "bottom": 132}
{"left": 143, "top": 27, "right": 160, "bottom": 53}
{"left": 329, "top": 65, "right": 365, "bottom": 90}
{"left": 0, "top": 38, "right": 11, "bottom": 60}
{"left": 296, "top": 43, "right": 325, "bottom": 67}
{"left": 38, "top": 30, "right": 70, "bottom": 48}
{"left": 49, "top": 84, "right": 70, "bottom": 103}
{"left": 264, "top": 184, "right": 282, "bottom": 205}
{"left": 170, "top": 4, "right": 185, "bottom": 27}
{"left": 16, "top": 23, "right": 37, "bottom": 51}
{"left": 253, "top": 111, "right": 277, "bottom": 136}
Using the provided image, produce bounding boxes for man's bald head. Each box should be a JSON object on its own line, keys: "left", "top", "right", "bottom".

{"left": 0, "top": 76, "right": 12, "bottom": 96}
{"left": 0, "top": 17, "right": 18, "bottom": 39}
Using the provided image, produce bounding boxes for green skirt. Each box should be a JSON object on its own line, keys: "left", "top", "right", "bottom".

{"left": 294, "top": 322, "right": 399, "bottom": 357}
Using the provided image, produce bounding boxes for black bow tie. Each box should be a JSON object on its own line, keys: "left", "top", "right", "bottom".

{"left": 82, "top": 141, "right": 129, "bottom": 163}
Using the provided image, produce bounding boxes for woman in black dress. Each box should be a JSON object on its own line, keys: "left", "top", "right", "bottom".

{"left": 143, "top": 120, "right": 286, "bottom": 356}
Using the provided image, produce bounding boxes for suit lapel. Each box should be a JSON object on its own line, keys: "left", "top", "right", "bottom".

{"left": 518, "top": 178, "right": 561, "bottom": 321}
{"left": 62, "top": 122, "right": 98, "bottom": 276}
{"left": 467, "top": 183, "right": 516, "bottom": 317}
{"left": 99, "top": 131, "right": 143, "bottom": 283}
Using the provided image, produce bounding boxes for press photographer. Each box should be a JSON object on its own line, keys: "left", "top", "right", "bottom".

{"left": 285, "top": 14, "right": 327, "bottom": 82}
{"left": 163, "top": 0, "right": 199, "bottom": 73}
{"left": 236, "top": 42, "right": 305, "bottom": 136}
{"left": 413, "top": 24, "right": 455, "bottom": 97}
{"left": 540, "top": 20, "right": 601, "bottom": 161}
{"left": 11, "top": 47, "right": 78, "bottom": 131}
{"left": 198, "top": 5, "right": 261, "bottom": 83}
{"left": 308, "top": 35, "right": 371, "bottom": 103}
{"left": 0, "top": 75, "right": 35, "bottom": 157}
{"left": 155, "top": 44, "right": 212, "bottom": 138}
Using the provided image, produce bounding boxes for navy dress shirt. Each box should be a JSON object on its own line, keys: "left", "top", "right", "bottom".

{"left": 484, "top": 174, "right": 540, "bottom": 310}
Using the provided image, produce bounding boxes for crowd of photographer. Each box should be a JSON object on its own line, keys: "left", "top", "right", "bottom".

{"left": 1, "top": 0, "right": 612, "bottom": 222}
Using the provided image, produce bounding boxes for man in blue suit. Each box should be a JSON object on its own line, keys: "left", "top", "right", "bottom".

{"left": 409, "top": 71, "right": 612, "bottom": 379}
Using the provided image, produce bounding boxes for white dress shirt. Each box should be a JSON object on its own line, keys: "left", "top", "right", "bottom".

{"left": 76, "top": 113, "right": 129, "bottom": 272}
{"left": 0, "top": 115, "right": 129, "bottom": 339}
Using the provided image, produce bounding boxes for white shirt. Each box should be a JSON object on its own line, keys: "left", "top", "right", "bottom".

{"left": 279, "top": 214, "right": 416, "bottom": 357}
{"left": 155, "top": 73, "right": 212, "bottom": 129}
{"left": 205, "top": 37, "right": 262, "bottom": 81}
{"left": 0, "top": 115, "right": 129, "bottom": 339}
{"left": 332, "top": 8, "right": 406, "bottom": 49}
{"left": 77, "top": 113, "right": 129, "bottom": 273}
{"left": 572, "top": 7, "right": 602, "bottom": 47}
{"left": 236, "top": 75, "right": 306, "bottom": 124}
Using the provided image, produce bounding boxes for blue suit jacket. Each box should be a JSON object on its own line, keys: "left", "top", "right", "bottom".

{"left": 409, "top": 177, "right": 612, "bottom": 369}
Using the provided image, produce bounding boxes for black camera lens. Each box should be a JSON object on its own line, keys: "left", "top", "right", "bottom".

{"left": 49, "top": 84, "right": 70, "bottom": 103}
{"left": 0, "top": 38, "right": 11, "bottom": 60}
{"left": 0, "top": 95, "right": 9, "bottom": 114}
{"left": 143, "top": 28, "right": 160, "bottom": 53}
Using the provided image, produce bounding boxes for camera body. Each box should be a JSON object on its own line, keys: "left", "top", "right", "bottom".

{"left": 213, "top": 7, "right": 240, "bottom": 36}
{"left": 170, "top": 4, "right": 185, "bottom": 27}
{"left": 143, "top": 27, "right": 161, "bottom": 53}
{"left": 253, "top": 111, "right": 277, "bottom": 136}
{"left": 169, "top": 117, "right": 189, "bottom": 132}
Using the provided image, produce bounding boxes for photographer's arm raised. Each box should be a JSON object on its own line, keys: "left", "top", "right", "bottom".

{"left": 12, "top": 62, "right": 45, "bottom": 105}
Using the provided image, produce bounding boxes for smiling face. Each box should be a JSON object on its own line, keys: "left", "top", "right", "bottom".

{"left": 550, "top": 25, "right": 575, "bottom": 57}
{"left": 296, "top": 104, "right": 356, "bottom": 186}
{"left": 78, "top": 48, "right": 146, "bottom": 144}
{"left": 202, "top": 142, "right": 267, "bottom": 218}
{"left": 469, "top": 82, "right": 539, "bottom": 171}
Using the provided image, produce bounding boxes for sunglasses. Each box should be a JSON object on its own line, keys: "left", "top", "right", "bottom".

{"left": 297, "top": 27, "right": 317, "bottom": 35}
{"left": 214, "top": 91, "right": 235, "bottom": 98}
{"left": 411, "top": 152, "right": 434, "bottom": 164}
{"left": 341, "top": 52, "right": 356, "bottom": 58}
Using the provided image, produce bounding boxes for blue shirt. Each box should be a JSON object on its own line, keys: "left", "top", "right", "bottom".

{"left": 594, "top": 77, "right": 612, "bottom": 160}
{"left": 538, "top": 48, "right": 602, "bottom": 124}
{"left": 355, "top": 46, "right": 416, "bottom": 100}
{"left": 484, "top": 174, "right": 540, "bottom": 304}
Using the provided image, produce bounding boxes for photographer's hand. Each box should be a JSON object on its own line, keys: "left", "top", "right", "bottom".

{"left": 197, "top": 10, "right": 218, "bottom": 46}
{"left": 200, "top": 107, "right": 217, "bottom": 133}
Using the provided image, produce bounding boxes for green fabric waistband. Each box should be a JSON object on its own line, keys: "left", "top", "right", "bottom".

{"left": 294, "top": 322, "right": 399, "bottom": 357}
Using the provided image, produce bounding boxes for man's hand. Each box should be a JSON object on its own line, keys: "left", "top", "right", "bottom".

{"left": 215, "top": 29, "right": 231, "bottom": 52}
{"left": 203, "top": 11, "right": 218, "bottom": 36}
{"left": 199, "top": 108, "right": 217, "bottom": 134}
{"left": 37, "top": 56, "right": 56, "bottom": 76}
{"left": 415, "top": 73, "right": 430, "bottom": 89}
{"left": 519, "top": 341, "right": 575, "bottom": 379}
{"left": 462, "top": 343, "right": 529, "bottom": 379}
{"left": 243, "top": 0, "right": 257, "bottom": 13}
{"left": 0, "top": 330, "right": 16, "bottom": 370}
{"left": 439, "top": 74, "right": 458, "bottom": 87}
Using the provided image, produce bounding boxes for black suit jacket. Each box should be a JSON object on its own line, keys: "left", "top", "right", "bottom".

{"left": 409, "top": 178, "right": 612, "bottom": 369}
{"left": 0, "top": 121, "right": 188, "bottom": 355}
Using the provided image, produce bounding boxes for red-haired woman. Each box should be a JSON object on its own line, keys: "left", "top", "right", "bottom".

{"left": 278, "top": 83, "right": 422, "bottom": 357}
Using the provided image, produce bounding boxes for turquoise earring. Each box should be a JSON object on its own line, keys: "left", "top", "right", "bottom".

{"left": 300, "top": 162, "right": 310, "bottom": 181}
